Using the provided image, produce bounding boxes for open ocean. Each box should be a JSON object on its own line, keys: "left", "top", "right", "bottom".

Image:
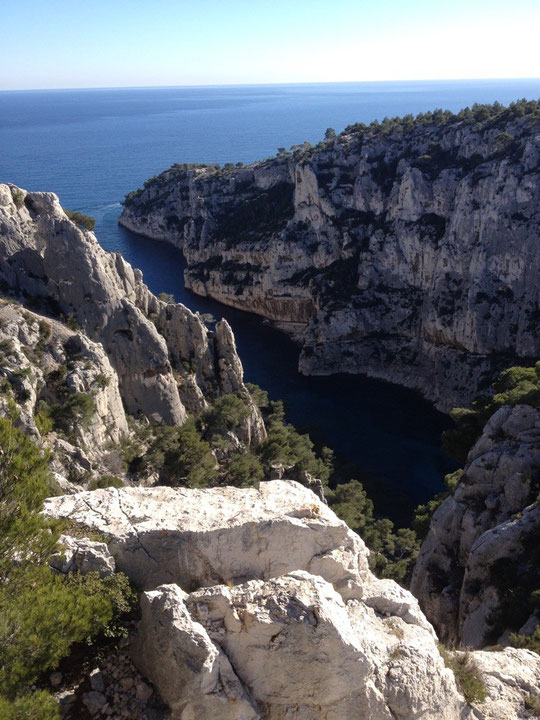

{"left": 2, "top": 78, "right": 539, "bottom": 523}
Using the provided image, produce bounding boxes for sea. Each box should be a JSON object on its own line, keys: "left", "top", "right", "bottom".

{"left": 2, "top": 78, "right": 539, "bottom": 524}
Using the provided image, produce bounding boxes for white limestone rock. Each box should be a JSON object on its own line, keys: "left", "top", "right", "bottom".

{"left": 468, "top": 648, "right": 540, "bottom": 720}
{"left": 42, "top": 480, "right": 371, "bottom": 593}
{"left": 119, "top": 116, "right": 540, "bottom": 410}
{"left": 50, "top": 534, "right": 115, "bottom": 577}
{"left": 137, "top": 572, "right": 466, "bottom": 720}
{"left": 411, "top": 403, "right": 540, "bottom": 647}
{"left": 131, "top": 583, "right": 259, "bottom": 719}
{"left": 0, "top": 183, "right": 263, "bottom": 439}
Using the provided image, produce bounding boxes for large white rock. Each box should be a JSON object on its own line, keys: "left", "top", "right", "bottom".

{"left": 469, "top": 648, "right": 540, "bottom": 720}
{"left": 0, "top": 183, "right": 263, "bottom": 439}
{"left": 43, "top": 480, "right": 372, "bottom": 594}
{"left": 137, "top": 572, "right": 467, "bottom": 720}
{"left": 131, "top": 583, "right": 259, "bottom": 719}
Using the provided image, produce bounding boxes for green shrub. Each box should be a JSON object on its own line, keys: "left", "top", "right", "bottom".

{"left": 50, "top": 392, "right": 95, "bottom": 434}
{"left": 0, "top": 418, "right": 58, "bottom": 585}
{"left": 35, "top": 401, "right": 54, "bottom": 436}
{"left": 226, "top": 452, "right": 264, "bottom": 487}
{"left": 439, "top": 648, "right": 487, "bottom": 705}
{"left": 509, "top": 626, "right": 540, "bottom": 655}
{"left": 160, "top": 418, "right": 217, "bottom": 488}
{"left": 10, "top": 188, "right": 25, "bottom": 211}
{"left": 246, "top": 382, "right": 269, "bottom": 409}
{"left": 88, "top": 475, "right": 124, "bottom": 490}
{"left": 443, "top": 364, "right": 540, "bottom": 463}
{"left": 524, "top": 693, "right": 540, "bottom": 717}
{"left": 202, "top": 394, "right": 251, "bottom": 437}
{"left": 327, "top": 479, "right": 420, "bottom": 583}
{"left": 0, "top": 690, "right": 59, "bottom": 720}
{"left": 62, "top": 209, "right": 95, "bottom": 231}
{"left": 94, "top": 373, "right": 110, "bottom": 390}
{"left": 0, "top": 416, "right": 134, "bottom": 709}
{"left": 257, "top": 401, "right": 332, "bottom": 483}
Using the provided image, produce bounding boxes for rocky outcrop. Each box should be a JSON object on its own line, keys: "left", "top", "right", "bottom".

{"left": 50, "top": 534, "right": 116, "bottom": 577}
{"left": 469, "top": 648, "right": 540, "bottom": 720}
{"left": 43, "top": 479, "right": 539, "bottom": 719}
{"left": 0, "top": 183, "right": 263, "bottom": 441}
{"left": 411, "top": 403, "right": 540, "bottom": 647}
{"left": 120, "top": 106, "right": 540, "bottom": 409}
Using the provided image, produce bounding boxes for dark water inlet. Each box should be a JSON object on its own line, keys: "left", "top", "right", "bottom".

{"left": 6, "top": 81, "right": 538, "bottom": 522}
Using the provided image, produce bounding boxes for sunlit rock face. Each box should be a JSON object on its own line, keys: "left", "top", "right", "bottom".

{"left": 44, "top": 480, "right": 540, "bottom": 719}
{"left": 121, "top": 112, "right": 540, "bottom": 410}
{"left": 411, "top": 403, "right": 540, "bottom": 648}
{"left": 0, "top": 183, "right": 264, "bottom": 442}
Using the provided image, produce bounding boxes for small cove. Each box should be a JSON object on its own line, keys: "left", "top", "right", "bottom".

{"left": 4, "top": 81, "right": 539, "bottom": 522}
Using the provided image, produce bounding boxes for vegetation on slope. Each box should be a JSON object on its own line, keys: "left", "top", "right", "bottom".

{"left": 62, "top": 209, "right": 96, "bottom": 231}
{"left": 121, "top": 98, "right": 540, "bottom": 206}
{"left": 0, "top": 412, "right": 134, "bottom": 718}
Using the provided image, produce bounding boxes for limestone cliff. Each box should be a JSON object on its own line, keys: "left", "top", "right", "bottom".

{"left": 0, "top": 183, "right": 264, "bottom": 445}
{"left": 120, "top": 102, "right": 540, "bottom": 410}
{"left": 43, "top": 480, "right": 540, "bottom": 719}
{"left": 411, "top": 402, "right": 540, "bottom": 648}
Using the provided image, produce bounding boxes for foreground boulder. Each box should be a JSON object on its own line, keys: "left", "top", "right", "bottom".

{"left": 41, "top": 481, "right": 469, "bottom": 718}
{"left": 44, "top": 481, "right": 540, "bottom": 718}
{"left": 135, "top": 572, "right": 464, "bottom": 720}
{"left": 43, "top": 480, "right": 373, "bottom": 594}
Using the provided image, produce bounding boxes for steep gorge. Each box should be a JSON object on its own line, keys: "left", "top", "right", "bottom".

{"left": 120, "top": 101, "right": 540, "bottom": 410}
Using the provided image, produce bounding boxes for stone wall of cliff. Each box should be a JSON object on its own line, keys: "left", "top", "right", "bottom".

{"left": 120, "top": 102, "right": 540, "bottom": 410}
{"left": 0, "top": 183, "right": 264, "bottom": 440}
{"left": 411, "top": 399, "right": 540, "bottom": 649}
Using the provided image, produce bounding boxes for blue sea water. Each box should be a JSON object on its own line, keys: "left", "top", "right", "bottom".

{"left": 1, "top": 79, "right": 539, "bottom": 523}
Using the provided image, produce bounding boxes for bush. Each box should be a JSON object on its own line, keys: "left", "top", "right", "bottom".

{"left": 50, "top": 392, "right": 95, "bottom": 434}
{"left": 524, "top": 693, "right": 540, "bottom": 717}
{"left": 0, "top": 417, "right": 58, "bottom": 585}
{"left": 94, "top": 373, "right": 110, "bottom": 390}
{"left": 161, "top": 419, "right": 217, "bottom": 488}
{"left": 257, "top": 401, "right": 332, "bottom": 483}
{"left": 0, "top": 690, "right": 59, "bottom": 719}
{"left": 509, "top": 626, "right": 540, "bottom": 655}
{"left": 0, "top": 416, "right": 134, "bottom": 710}
{"left": 327, "top": 479, "right": 420, "bottom": 583}
{"left": 10, "top": 188, "right": 25, "bottom": 210}
{"left": 226, "top": 452, "right": 264, "bottom": 487}
{"left": 443, "top": 364, "right": 540, "bottom": 463}
{"left": 439, "top": 648, "right": 487, "bottom": 705}
{"left": 35, "top": 401, "right": 54, "bottom": 436}
{"left": 202, "top": 394, "right": 251, "bottom": 438}
{"left": 62, "top": 209, "right": 95, "bottom": 231}
{"left": 88, "top": 475, "right": 124, "bottom": 490}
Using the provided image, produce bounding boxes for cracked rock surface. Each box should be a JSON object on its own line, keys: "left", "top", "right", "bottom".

{"left": 43, "top": 480, "right": 539, "bottom": 719}
{"left": 120, "top": 114, "right": 540, "bottom": 409}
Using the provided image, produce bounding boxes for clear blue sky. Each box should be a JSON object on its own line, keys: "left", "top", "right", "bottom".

{"left": 2, "top": 0, "right": 540, "bottom": 90}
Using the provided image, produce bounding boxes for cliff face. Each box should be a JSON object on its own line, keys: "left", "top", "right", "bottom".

{"left": 411, "top": 402, "right": 540, "bottom": 648}
{"left": 0, "top": 183, "right": 264, "bottom": 441}
{"left": 43, "top": 480, "right": 540, "bottom": 720}
{"left": 120, "top": 106, "right": 540, "bottom": 409}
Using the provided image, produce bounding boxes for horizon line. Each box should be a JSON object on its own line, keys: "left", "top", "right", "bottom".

{"left": 2, "top": 76, "right": 540, "bottom": 94}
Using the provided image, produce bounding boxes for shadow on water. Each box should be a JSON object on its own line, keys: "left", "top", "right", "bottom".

{"left": 102, "top": 206, "right": 456, "bottom": 526}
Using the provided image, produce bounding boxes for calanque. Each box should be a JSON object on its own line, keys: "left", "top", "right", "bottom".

{"left": 0, "top": 102, "right": 539, "bottom": 720}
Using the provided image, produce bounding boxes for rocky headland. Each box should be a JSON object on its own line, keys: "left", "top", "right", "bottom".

{"left": 1, "top": 164, "right": 539, "bottom": 720}
{"left": 120, "top": 100, "right": 540, "bottom": 410}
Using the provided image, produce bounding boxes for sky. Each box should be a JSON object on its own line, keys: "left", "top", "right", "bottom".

{"left": 2, "top": 0, "right": 540, "bottom": 91}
